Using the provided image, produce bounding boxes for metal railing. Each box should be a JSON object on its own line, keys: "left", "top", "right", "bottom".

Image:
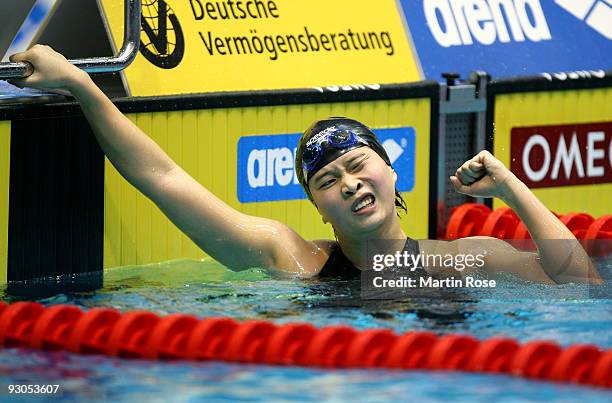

{"left": 0, "top": 0, "right": 141, "bottom": 79}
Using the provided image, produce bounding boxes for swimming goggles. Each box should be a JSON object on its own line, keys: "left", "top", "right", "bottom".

{"left": 301, "top": 128, "right": 369, "bottom": 173}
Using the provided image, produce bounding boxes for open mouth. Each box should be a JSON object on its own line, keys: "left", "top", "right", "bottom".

{"left": 352, "top": 194, "right": 376, "bottom": 213}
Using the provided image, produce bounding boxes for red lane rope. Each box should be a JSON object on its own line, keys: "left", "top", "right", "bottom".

{"left": 445, "top": 204, "right": 612, "bottom": 257}
{"left": 0, "top": 301, "right": 610, "bottom": 388}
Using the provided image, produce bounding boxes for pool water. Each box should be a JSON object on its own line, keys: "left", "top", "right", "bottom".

{"left": 1, "top": 258, "right": 611, "bottom": 402}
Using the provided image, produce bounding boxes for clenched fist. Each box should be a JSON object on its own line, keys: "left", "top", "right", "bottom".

{"left": 450, "top": 150, "right": 516, "bottom": 199}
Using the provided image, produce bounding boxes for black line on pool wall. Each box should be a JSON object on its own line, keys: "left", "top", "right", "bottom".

{"left": 488, "top": 71, "right": 612, "bottom": 94}
{"left": 428, "top": 87, "right": 441, "bottom": 240}
{"left": 7, "top": 115, "right": 104, "bottom": 297}
{"left": 1, "top": 74, "right": 610, "bottom": 120}
{"left": 0, "top": 82, "right": 440, "bottom": 120}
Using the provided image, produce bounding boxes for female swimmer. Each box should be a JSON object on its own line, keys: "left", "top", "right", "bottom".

{"left": 8, "top": 45, "right": 602, "bottom": 285}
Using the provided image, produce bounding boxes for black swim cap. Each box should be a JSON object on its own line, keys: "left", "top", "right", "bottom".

{"left": 295, "top": 117, "right": 392, "bottom": 202}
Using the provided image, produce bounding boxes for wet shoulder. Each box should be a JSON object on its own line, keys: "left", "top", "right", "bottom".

{"left": 312, "top": 239, "right": 337, "bottom": 255}
{"left": 311, "top": 239, "right": 339, "bottom": 275}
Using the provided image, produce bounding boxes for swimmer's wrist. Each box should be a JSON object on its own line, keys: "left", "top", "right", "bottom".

{"left": 495, "top": 172, "right": 522, "bottom": 202}
{"left": 66, "top": 69, "right": 93, "bottom": 96}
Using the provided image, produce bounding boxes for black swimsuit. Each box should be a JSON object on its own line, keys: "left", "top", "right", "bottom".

{"left": 318, "top": 238, "right": 428, "bottom": 279}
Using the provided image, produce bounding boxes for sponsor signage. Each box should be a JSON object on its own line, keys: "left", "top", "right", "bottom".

{"left": 399, "top": 0, "right": 612, "bottom": 80}
{"left": 237, "top": 127, "right": 416, "bottom": 202}
{"left": 99, "top": 0, "right": 420, "bottom": 96}
{"left": 510, "top": 122, "right": 612, "bottom": 188}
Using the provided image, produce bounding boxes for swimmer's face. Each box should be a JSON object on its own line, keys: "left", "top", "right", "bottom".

{"left": 309, "top": 147, "right": 398, "bottom": 237}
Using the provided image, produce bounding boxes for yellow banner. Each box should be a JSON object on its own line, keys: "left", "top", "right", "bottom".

{"left": 99, "top": 0, "right": 421, "bottom": 96}
{"left": 493, "top": 88, "right": 612, "bottom": 217}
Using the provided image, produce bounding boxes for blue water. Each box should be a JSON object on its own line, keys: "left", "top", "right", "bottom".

{"left": 1, "top": 258, "right": 611, "bottom": 402}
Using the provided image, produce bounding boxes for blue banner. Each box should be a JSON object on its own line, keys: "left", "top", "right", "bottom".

{"left": 237, "top": 127, "right": 416, "bottom": 203}
{"left": 399, "top": 0, "right": 612, "bottom": 80}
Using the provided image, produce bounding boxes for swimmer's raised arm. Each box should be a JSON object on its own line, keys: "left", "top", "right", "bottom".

{"left": 9, "top": 45, "right": 326, "bottom": 275}
{"left": 450, "top": 150, "right": 602, "bottom": 284}
{"left": 9, "top": 46, "right": 178, "bottom": 199}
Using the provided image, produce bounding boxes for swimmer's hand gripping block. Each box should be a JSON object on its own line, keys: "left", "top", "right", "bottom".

{"left": 0, "top": 302, "right": 609, "bottom": 388}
